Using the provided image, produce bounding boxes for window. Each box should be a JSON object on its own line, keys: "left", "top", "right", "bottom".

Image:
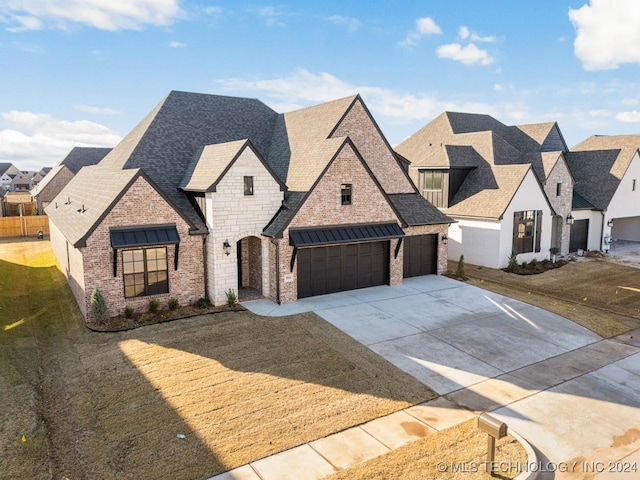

{"left": 123, "top": 247, "right": 168, "bottom": 298}
{"left": 341, "top": 183, "right": 352, "bottom": 205}
{"left": 418, "top": 170, "right": 445, "bottom": 208}
{"left": 244, "top": 176, "right": 254, "bottom": 196}
{"left": 633, "top": 179, "right": 637, "bottom": 192}
{"left": 556, "top": 183, "right": 562, "bottom": 196}
{"left": 512, "top": 211, "right": 542, "bottom": 254}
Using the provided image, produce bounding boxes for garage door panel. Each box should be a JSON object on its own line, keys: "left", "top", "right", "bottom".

{"left": 403, "top": 234, "right": 437, "bottom": 278}
{"left": 297, "top": 241, "right": 389, "bottom": 298}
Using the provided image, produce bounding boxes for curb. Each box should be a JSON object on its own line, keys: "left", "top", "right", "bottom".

{"left": 511, "top": 429, "right": 539, "bottom": 480}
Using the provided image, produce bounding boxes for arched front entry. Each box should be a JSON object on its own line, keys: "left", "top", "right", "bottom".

{"left": 237, "top": 236, "right": 263, "bottom": 301}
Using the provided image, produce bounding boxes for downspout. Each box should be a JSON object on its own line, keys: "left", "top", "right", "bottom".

{"left": 272, "top": 238, "right": 281, "bottom": 304}
{"left": 600, "top": 210, "right": 607, "bottom": 253}
{"left": 203, "top": 235, "right": 209, "bottom": 300}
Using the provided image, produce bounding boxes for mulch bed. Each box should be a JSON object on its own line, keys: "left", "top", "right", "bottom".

{"left": 503, "top": 258, "right": 569, "bottom": 275}
{"left": 87, "top": 303, "right": 246, "bottom": 332}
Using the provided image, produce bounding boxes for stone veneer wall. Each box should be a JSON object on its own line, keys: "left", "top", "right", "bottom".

{"left": 81, "top": 176, "right": 205, "bottom": 319}
{"left": 207, "top": 147, "right": 284, "bottom": 305}
{"left": 544, "top": 159, "right": 574, "bottom": 256}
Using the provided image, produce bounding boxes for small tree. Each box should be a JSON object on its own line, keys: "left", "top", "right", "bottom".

{"left": 455, "top": 255, "right": 467, "bottom": 280}
{"left": 507, "top": 250, "right": 519, "bottom": 273}
{"left": 90, "top": 288, "right": 110, "bottom": 324}
{"left": 225, "top": 288, "right": 237, "bottom": 307}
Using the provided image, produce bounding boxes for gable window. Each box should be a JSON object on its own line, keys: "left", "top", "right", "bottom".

{"left": 244, "top": 176, "right": 254, "bottom": 196}
{"left": 341, "top": 184, "right": 352, "bottom": 205}
{"left": 513, "top": 211, "right": 542, "bottom": 254}
{"left": 123, "top": 247, "right": 168, "bottom": 298}
{"left": 556, "top": 183, "right": 562, "bottom": 196}
{"left": 418, "top": 170, "right": 445, "bottom": 207}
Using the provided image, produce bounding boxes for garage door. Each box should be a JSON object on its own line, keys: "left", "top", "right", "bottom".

{"left": 403, "top": 234, "right": 437, "bottom": 278}
{"left": 611, "top": 217, "right": 640, "bottom": 242}
{"left": 569, "top": 219, "right": 589, "bottom": 252}
{"left": 297, "top": 241, "right": 389, "bottom": 298}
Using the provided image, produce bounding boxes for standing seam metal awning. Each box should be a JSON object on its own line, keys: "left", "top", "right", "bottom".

{"left": 110, "top": 225, "right": 180, "bottom": 248}
{"left": 289, "top": 223, "right": 405, "bottom": 247}
{"left": 109, "top": 225, "right": 181, "bottom": 276}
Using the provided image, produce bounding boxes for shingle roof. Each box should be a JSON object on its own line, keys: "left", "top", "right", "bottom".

{"left": 32, "top": 147, "right": 112, "bottom": 198}
{"left": 396, "top": 111, "right": 571, "bottom": 218}
{"left": 0, "top": 163, "right": 16, "bottom": 176}
{"left": 565, "top": 149, "right": 622, "bottom": 211}
{"left": 571, "top": 134, "right": 640, "bottom": 178}
{"left": 180, "top": 139, "right": 248, "bottom": 192}
{"left": 388, "top": 193, "right": 453, "bottom": 225}
{"left": 263, "top": 191, "right": 307, "bottom": 237}
{"left": 572, "top": 190, "right": 597, "bottom": 210}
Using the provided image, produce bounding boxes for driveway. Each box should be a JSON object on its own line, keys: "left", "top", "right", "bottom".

{"left": 245, "top": 276, "right": 640, "bottom": 478}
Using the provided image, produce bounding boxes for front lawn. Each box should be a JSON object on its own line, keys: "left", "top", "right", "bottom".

{"left": 0, "top": 240, "right": 435, "bottom": 480}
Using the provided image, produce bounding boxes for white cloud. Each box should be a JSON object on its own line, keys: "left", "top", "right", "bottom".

{"left": 74, "top": 105, "right": 121, "bottom": 115}
{"left": 0, "top": 0, "right": 181, "bottom": 32}
{"left": 203, "top": 6, "right": 224, "bottom": 16}
{"left": 252, "top": 6, "right": 287, "bottom": 26}
{"left": 459, "top": 26, "right": 469, "bottom": 40}
{"left": 622, "top": 98, "right": 639, "bottom": 106}
{"left": 569, "top": 0, "right": 640, "bottom": 70}
{"left": 400, "top": 16, "right": 442, "bottom": 47}
{"left": 6, "top": 15, "right": 42, "bottom": 32}
{"left": 324, "top": 15, "right": 360, "bottom": 32}
{"left": 215, "top": 68, "right": 493, "bottom": 124}
{"left": 436, "top": 43, "right": 494, "bottom": 65}
{"left": 169, "top": 40, "right": 185, "bottom": 48}
{"left": 616, "top": 111, "right": 640, "bottom": 123}
{"left": 0, "top": 110, "right": 121, "bottom": 169}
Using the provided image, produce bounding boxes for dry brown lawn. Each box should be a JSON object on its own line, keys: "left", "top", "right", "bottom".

{"left": 457, "top": 258, "right": 640, "bottom": 338}
{"left": 0, "top": 240, "right": 435, "bottom": 480}
{"left": 327, "top": 419, "right": 526, "bottom": 480}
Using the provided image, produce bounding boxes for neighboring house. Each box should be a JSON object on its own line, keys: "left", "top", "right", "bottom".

{"left": 0, "top": 185, "right": 8, "bottom": 216}
{"left": 47, "top": 91, "right": 452, "bottom": 321}
{"left": 11, "top": 171, "right": 37, "bottom": 191}
{"left": 396, "top": 112, "right": 575, "bottom": 268}
{"left": 0, "top": 163, "right": 20, "bottom": 187}
{"left": 32, "top": 147, "right": 112, "bottom": 214}
{"left": 566, "top": 135, "right": 640, "bottom": 252}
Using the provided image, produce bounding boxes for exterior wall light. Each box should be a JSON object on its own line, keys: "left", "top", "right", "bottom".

{"left": 223, "top": 239, "right": 231, "bottom": 256}
{"left": 607, "top": 219, "right": 614, "bottom": 227}
{"left": 566, "top": 214, "right": 575, "bottom": 225}
{"left": 441, "top": 234, "right": 448, "bottom": 245}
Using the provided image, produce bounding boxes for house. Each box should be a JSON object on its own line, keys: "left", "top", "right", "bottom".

{"left": 395, "top": 112, "right": 575, "bottom": 269}
{"left": 566, "top": 135, "right": 640, "bottom": 252}
{"left": 32, "top": 147, "right": 112, "bottom": 214}
{"left": 0, "top": 163, "right": 20, "bottom": 187}
{"left": 11, "top": 171, "right": 38, "bottom": 191}
{"left": 47, "top": 91, "right": 452, "bottom": 321}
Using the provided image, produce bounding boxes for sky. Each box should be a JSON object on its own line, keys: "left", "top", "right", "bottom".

{"left": 1, "top": 0, "right": 640, "bottom": 171}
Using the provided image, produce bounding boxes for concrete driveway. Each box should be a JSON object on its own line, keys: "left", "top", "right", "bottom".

{"left": 244, "top": 276, "right": 640, "bottom": 478}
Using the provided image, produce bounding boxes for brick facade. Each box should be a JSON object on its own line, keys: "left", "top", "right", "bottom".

{"left": 80, "top": 176, "right": 205, "bottom": 319}
{"left": 277, "top": 142, "right": 412, "bottom": 303}
{"left": 332, "top": 100, "right": 415, "bottom": 194}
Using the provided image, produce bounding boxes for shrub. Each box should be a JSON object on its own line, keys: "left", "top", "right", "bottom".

{"left": 225, "top": 288, "right": 237, "bottom": 307}
{"left": 148, "top": 299, "right": 159, "bottom": 314}
{"left": 530, "top": 258, "right": 538, "bottom": 266}
{"left": 507, "top": 251, "right": 518, "bottom": 273}
{"left": 168, "top": 297, "right": 179, "bottom": 311}
{"left": 455, "top": 255, "right": 467, "bottom": 280}
{"left": 124, "top": 307, "right": 134, "bottom": 319}
{"left": 90, "top": 288, "right": 110, "bottom": 325}
{"left": 195, "top": 297, "right": 211, "bottom": 309}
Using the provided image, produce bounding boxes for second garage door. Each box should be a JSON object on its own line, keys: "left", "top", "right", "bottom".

{"left": 297, "top": 241, "right": 389, "bottom": 298}
{"left": 403, "top": 234, "right": 437, "bottom": 278}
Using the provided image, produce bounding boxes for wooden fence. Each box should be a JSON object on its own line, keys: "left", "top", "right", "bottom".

{"left": 0, "top": 216, "right": 49, "bottom": 238}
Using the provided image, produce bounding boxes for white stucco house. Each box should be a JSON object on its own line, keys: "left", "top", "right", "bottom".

{"left": 395, "top": 112, "right": 573, "bottom": 269}
{"left": 567, "top": 135, "right": 640, "bottom": 252}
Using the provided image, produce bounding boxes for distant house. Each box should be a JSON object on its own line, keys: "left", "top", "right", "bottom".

{"left": 32, "top": 147, "right": 112, "bottom": 214}
{"left": 566, "top": 135, "right": 640, "bottom": 252}
{"left": 47, "top": 91, "right": 451, "bottom": 321}
{"left": 396, "top": 112, "right": 574, "bottom": 268}
{"left": 0, "top": 163, "right": 19, "bottom": 187}
{"left": 11, "top": 171, "right": 37, "bottom": 191}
